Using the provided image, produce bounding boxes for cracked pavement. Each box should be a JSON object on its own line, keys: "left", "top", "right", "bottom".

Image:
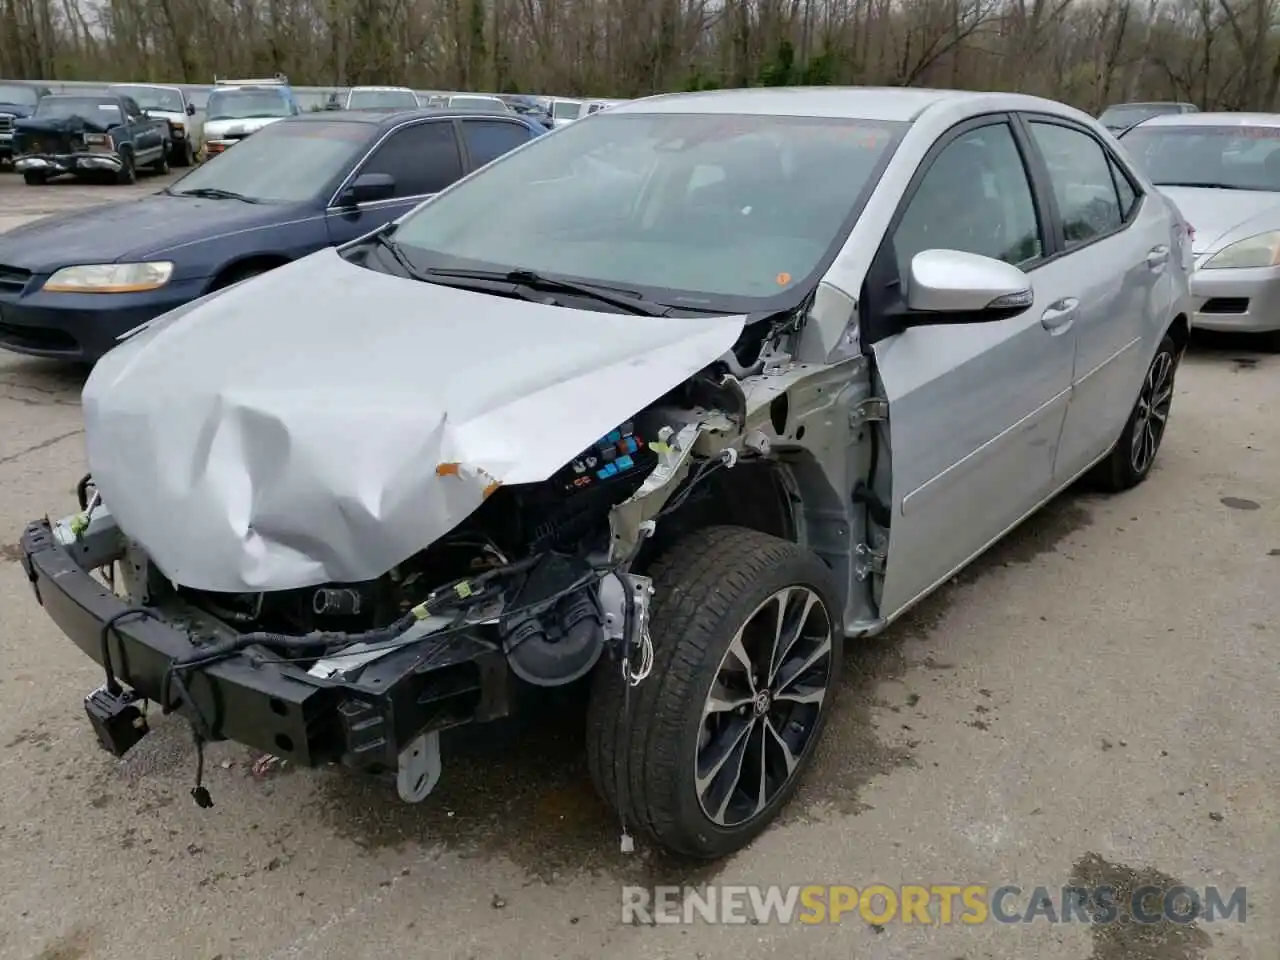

{"left": 0, "top": 173, "right": 1275, "bottom": 960}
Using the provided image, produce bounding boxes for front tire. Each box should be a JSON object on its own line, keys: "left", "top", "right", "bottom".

{"left": 116, "top": 149, "right": 136, "bottom": 185}
{"left": 586, "top": 526, "right": 842, "bottom": 859}
{"left": 1091, "top": 333, "right": 1179, "bottom": 492}
{"left": 172, "top": 140, "right": 195, "bottom": 167}
{"left": 22, "top": 171, "right": 46, "bottom": 186}
{"left": 151, "top": 143, "right": 170, "bottom": 174}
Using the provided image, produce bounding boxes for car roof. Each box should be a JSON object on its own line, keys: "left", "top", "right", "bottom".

{"left": 1105, "top": 101, "right": 1190, "bottom": 109}
{"left": 349, "top": 86, "right": 415, "bottom": 92}
{"left": 607, "top": 86, "right": 1065, "bottom": 123}
{"left": 282, "top": 107, "right": 537, "bottom": 128}
{"left": 110, "top": 82, "right": 181, "bottom": 92}
{"left": 1133, "top": 112, "right": 1280, "bottom": 129}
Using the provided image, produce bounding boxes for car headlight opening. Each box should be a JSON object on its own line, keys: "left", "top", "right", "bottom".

{"left": 44, "top": 262, "right": 175, "bottom": 294}
{"left": 1202, "top": 231, "right": 1280, "bottom": 270}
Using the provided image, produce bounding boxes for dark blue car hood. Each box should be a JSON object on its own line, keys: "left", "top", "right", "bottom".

{"left": 0, "top": 192, "right": 311, "bottom": 273}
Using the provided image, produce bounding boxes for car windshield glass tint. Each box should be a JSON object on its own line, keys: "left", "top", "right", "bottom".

{"left": 34, "top": 98, "right": 122, "bottom": 121}
{"left": 391, "top": 112, "right": 906, "bottom": 312}
{"left": 349, "top": 90, "right": 419, "bottom": 109}
{"left": 0, "top": 84, "right": 38, "bottom": 106}
{"left": 1122, "top": 125, "right": 1280, "bottom": 191}
{"left": 112, "top": 86, "right": 184, "bottom": 112}
{"left": 207, "top": 89, "right": 292, "bottom": 120}
{"left": 172, "top": 121, "right": 369, "bottom": 202}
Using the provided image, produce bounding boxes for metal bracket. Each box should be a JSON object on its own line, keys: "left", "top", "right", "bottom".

{"left": 854, "top": 542, "right": 886, "bottom": 580}
{"left": 850, "top": 397, "right": 889, "bottom": 428}
{"left": 396, "top": 730, "right": 442, "bottom": 803}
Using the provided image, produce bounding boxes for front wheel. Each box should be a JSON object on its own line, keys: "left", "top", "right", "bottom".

{"left": 586, "top": 526, "right": 842, "bottom": 859}
{"left": 151, "top": 143, "right": 170, "bottom": 174}
{"left": 1091, "top": 333, "right": 1179, "bottom": 492}
{"left": 22, "top": 171, "right": 46, "bottom": 186}
{"left": 116, "top": 149, "right": 136, "bottom": 185}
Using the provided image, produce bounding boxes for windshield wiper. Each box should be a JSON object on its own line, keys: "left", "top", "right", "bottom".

{"left": 1151, "top": 180, "right": 1252, "bottom": 191}
{"left": 172, "top": 186, "right": 261, "bottom": 203}
{"left": 419, "top": 266, "right": 670, "bottom": 316}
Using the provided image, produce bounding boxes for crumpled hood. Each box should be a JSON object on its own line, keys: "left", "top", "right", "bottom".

{"left": 83, "top": 249, "right": 748, "bottom": 592}
{"left": 204, "top": 116, "right": 283, "bottom": 139}
{"left": 1159, "top": 186, "right": 1280, "bottom": 254}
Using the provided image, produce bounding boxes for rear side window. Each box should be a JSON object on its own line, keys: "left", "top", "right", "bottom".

{"left": 1027, "top": 121, "right": 1123, "bottom": 247}
{"left": 1109, "top": 156, "right": 1139, "bottom": 221}
{"left": 461, "top": 119, "right": 532, "bottom": 169}
{"left": 360, "top": 121, "right": 464, "bottom": 198}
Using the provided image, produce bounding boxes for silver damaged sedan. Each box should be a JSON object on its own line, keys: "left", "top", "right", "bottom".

{"left": 22, "top": 87, "right": 1193, "bottom": 859}
{"left": 1122, "top": 111, "right": 1280, "bottom": 347}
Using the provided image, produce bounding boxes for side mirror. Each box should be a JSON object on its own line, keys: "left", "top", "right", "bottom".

{"left": 902, "top": 249, "right": 1034, "bottom": 326}
{"left": 340, "top": 172, "right": 396, "bottom": 206}
{"left": 186, "top": 102, "right": 196, "bottom": 116}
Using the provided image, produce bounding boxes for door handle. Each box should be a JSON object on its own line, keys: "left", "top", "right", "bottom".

{"left": 1040, "top": 297, "right": 1079, "bottom": 332}
{"left": 1146, "top": 245, "right": 1170, "bottom": 269}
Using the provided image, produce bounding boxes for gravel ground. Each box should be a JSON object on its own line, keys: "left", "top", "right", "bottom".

{"left": 0, "top": 172, "right": 1274, "bottom": 960}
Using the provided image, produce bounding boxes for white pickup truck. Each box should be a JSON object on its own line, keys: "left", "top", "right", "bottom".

{"left": 108, "top": 84, "right": 202, "bottom": 166}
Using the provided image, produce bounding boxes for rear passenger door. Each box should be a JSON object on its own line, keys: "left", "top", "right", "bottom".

{"left": 1018, "top": 115, "right": 1172, "bottom": 477}
{"left": 457, "top": 117, "right": 537, "bottom": 172}
{"left": 325, "top": 119, "right": 464, "bottom": 244}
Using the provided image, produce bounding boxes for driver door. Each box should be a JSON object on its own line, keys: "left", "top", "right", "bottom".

{"left": 867, "top": 116, "right": 1078, "bottom": 618}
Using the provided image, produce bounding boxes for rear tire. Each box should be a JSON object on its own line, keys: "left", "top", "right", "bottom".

{"left": 22, "top": 171, "right": 46, "bottom": 186}
{"left": 1090, "top": 333, "right": 1179, "bottom": 492}
{"left": 586, "top": 526, "right": 843, "bottom": 859}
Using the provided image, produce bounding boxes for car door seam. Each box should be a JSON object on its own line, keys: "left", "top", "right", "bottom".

{"left": 1072, "top": 335, "right": 1141, "bottom": 386}
{"left": 900, "top": 384, "right": 1072, "bottom": 516}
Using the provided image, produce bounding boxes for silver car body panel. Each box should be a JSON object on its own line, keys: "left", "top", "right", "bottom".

{"left": 82, "top": 249, "right": 748, "bottom": 593}
{"left": 81, "top": 86, "right": 1191, "bottom": 632}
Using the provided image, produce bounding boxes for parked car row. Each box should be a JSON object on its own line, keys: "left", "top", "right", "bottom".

{"left": 13, "top": 86, "right": 1204, "bottom": 862}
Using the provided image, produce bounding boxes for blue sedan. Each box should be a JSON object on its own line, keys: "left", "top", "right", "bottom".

{"left": 0, "top": 108, "right": 545, "bottom": 361}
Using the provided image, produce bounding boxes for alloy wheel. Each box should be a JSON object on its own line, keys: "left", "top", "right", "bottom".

{"left": 694, "top": 586, "right": 834, "bottom": 827}
{"left": 1130, "top": 349, "right": 1175, "bottom": 475}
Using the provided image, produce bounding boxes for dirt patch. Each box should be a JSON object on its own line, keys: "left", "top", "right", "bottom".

{"left": 1219, "top": 496, "right": 1260, "bottom": 511}
{"left": 0, "top": 540, "right": 25, "bottom": 563}
{"left": 30, "top": 925, "right": 97, "bottom": 960}
{"left": 1070, "top": 852, "right": 1213, "bottom": 960}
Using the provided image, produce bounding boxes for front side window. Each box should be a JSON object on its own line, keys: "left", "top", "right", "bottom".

{"left": 1029, "top": 121, "right": 1123, "bottom": 247}
{"left": 1120, "top": 124, "right": 1280, "bottom": 192}
{"left": 356, "top": 121, "right": 463, "bottom": 197}
{"left": 170, "top": 120, "right": 372, "bottom": 202}
{"left": 391, "top": 112, "right": 905, "bottom": 311}
{"left": 461, "top": 119, "right": 532, "bottom": 168}
{"left": 893, "top": 122, "right": 1042, "bottom": 279}
{"left": 206, "top": 89, "right": 294, "bottom": 121}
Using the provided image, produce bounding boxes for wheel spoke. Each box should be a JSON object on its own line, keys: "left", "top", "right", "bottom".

{"left": 769, "top": 588, "right": 819, "bottom": 685}
{"left": 703, "top": 677, "right": 753, "bottom": 718}
{"left": 696, "top": 716, "right": 755, "bottom": 823}
{"left": 752, "top": 722, "right": 770, "bottom": 816}
{"left": 774, "top": 682, "right": 826, "bottom": 707}
{"left": 775, "top": 635, "right": 832, "bottom": 695}
{"left": 724, "top": 633, "right": 757, "bottom": 695}
{"left": 764, "top": 718, "right": 799, "bottom": 776}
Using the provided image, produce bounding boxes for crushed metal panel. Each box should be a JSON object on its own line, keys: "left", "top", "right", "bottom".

{"left": 82, "top": 249, "right": 749, "bottom": 593}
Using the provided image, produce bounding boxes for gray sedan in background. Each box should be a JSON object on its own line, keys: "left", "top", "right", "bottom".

{"left": 1122, "top": 112, "right": 1280, "bottom": 348}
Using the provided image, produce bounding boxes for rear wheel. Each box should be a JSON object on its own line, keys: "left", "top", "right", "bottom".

{"left": 586, "top": 526, "right": 842, "bottom": 859}
{"left": 22, "top": 171, "right": 46, "bottom": 186}
{"left": 1090, "top": 333, "right": 1179, "bottom": 492}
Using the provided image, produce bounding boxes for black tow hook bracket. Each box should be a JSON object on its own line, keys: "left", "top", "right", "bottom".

{"left": 84, "top": 685, "right": 150, "bottom": 757}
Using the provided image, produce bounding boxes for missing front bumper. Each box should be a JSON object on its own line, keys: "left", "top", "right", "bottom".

{"left": 19, "top": 519, "right": 511, "bottom": 773}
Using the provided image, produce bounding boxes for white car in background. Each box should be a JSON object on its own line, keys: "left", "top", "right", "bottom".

{"left": 203, "top": 76, "right": 300, "bottom": 156}
{"left": 445, "top": 94, "right": 510, "bottom": 113}
{"left": 345, "top": 86, "right": 420, "bottom": 110}
{"left": 548, "top": 97, "right": 583, "bottom": 127}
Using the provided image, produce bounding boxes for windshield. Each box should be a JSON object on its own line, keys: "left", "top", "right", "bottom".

{"left": 207, "top": 89, "right": 293, "bottom": 121}
{"left": 0, "top": 84, "right": 39, "bottom": 106}
{"left": 448, "top": 96, "right": 506, "bottom": 112}
{"left": 170, "top": 120, "right": 370, "bottom": 202}
{"left": 34, "top": 97, "right": 123, "bottom": 122}
{"left": 552, "top": 100, "right": 581, "bottom": 119}
{"left": 1122, "top": 124, "right": 1280, "bottom": 191}
{"left": 1101, "top": 104, "right": 1183, "bottom": 128}
{"left": 348, "top": 89, "right": 419, "bottom": 110}
{"left": 391, "top": 112, "right": 904, "bottom": 311}
{"left": 111, "top": 86, "right": 183, "bottom": 112}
